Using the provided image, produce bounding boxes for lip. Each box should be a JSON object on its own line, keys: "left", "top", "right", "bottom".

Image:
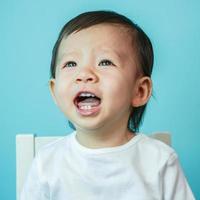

{"left": 76, "top": 104, "right": 101, "bottom": 116}
{"left": 73, "top": 89, "right": 102, "bottom": 116}
{"left": 73, "top": 90, "right": 101, "bottom": 106}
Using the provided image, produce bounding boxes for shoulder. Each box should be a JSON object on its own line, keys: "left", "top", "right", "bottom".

{"left": 135, "top": 133, "right": 178, "bottom": 166}
{"left": 35, "top": 132, "right": 75, "bottom": 163}
{"left": 138, "top": 133, "right": 174, "bottom": 152}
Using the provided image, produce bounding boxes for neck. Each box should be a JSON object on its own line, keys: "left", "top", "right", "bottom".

{"left": 75, "top": 118, "right": 135, "bottom": 149}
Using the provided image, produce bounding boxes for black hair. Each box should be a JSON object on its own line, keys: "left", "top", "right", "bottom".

{"left": 50, "top": 10, "right": 154, "bottom": 133}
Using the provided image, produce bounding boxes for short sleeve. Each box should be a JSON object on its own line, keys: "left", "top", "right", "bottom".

{"left": 20, "top": 154, "right": 50, "bottom": 200}
{"left": 161, "top": 153, "right": 195, "bottom": 200}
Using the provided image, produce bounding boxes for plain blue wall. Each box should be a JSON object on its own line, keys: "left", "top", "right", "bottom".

{"left": 1, "top": 0, "right": 199, "bottom": 199}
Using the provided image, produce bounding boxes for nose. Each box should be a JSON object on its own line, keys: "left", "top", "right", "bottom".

{"left": 75, "top": 68, "right": 98, "bottom": 84}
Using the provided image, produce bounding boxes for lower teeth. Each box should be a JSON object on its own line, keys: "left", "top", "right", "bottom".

{"left": 80, "top": 105, "right": 92, "bottom": 110}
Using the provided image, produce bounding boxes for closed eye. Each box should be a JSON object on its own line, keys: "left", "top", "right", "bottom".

{"left": 64, "top": 61, "right": 77, "bottom": 68}
{"left": 99, "top": 59, "right": 115, "bottom": 67}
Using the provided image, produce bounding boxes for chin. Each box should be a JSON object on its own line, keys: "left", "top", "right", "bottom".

{"left": 73, "top": 119, "right": 107, "bottom": 132}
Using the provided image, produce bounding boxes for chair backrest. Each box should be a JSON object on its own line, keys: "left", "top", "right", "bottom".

{"left": 16, "top": 132, "right": 171, "bottom": 200}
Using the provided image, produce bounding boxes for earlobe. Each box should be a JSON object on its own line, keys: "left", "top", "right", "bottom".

{"left": 49, "top": 79, "right": 58, "bottom": 105}
{"left": 132, "top": 77, "right": 152, "bottom": 107}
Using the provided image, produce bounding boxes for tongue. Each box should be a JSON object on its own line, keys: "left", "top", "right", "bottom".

{"left": 78, "top": 97, "right": 100, "bottom": 107}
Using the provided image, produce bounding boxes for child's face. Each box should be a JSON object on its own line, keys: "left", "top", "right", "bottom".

{"left": 49, "top": 24, "right": 151, "bottom": 131}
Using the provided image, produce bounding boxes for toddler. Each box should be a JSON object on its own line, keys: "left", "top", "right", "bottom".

{"left": 21, "top": 10, "right": 195, "bottom": 199}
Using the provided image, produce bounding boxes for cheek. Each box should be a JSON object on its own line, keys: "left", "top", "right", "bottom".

{"left": 54, "top": 78, "right": 72, "bottom": 104}
{"left": 102, "top": 74, "right": 132, "bottom": 101}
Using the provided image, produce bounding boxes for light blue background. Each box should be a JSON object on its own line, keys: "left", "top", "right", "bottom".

{"left": 1, "top": 0, "right": 199, "bottom": 199}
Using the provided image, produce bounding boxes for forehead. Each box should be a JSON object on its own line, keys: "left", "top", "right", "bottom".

{"left": 57, "top": 23, "right": 135, "bottom": 59}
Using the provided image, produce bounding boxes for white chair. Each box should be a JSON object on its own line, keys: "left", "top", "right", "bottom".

{"left": 16, "top": 132, "right": 171, "bottom": 200}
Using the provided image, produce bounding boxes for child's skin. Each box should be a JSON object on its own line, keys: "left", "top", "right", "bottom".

{"left": 49, "top": 23, "right": 152, "bottom": 149}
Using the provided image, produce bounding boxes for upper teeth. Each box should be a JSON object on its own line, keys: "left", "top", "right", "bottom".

{"left": 79, "top": 92, "right": 96, "bottom": 97}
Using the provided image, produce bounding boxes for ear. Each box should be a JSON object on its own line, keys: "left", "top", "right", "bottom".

{"left": 49, "top": 78, "right": 58, "bottom": 105}
{"left": 132, "top": 76, "right": 152, "bottom": 107}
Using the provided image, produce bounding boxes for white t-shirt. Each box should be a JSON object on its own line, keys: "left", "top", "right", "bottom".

{"left": 20, "top": 132, "right": 195, "bottom": 200}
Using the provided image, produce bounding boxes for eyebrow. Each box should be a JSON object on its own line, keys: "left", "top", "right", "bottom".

{"left": 98, "top": 48, "right": 124, "bottom": 60}
{"left": 57, "top": 50, "right": 80, "bottom": 65}
{"left": 59, "top": 50, "right": 80, "bottom": 58}
{"left": 58, "top": 48, "right": 125, "bottom": 64}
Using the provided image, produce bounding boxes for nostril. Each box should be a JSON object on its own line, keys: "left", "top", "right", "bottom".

{"left": 76, "top": 78, "right": 82, "bottom": 82}
{"left": 87, "top": 78, "right": 93, "bottom": 81}
{"left": 75, "top": 70, "right": 98, "bottom": 83}
{"left": 76, "top": 77, "right": 95, "bottom": 83}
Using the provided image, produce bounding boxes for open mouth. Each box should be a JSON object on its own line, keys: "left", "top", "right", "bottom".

{"left": 74, "top": 91, "right": 101, "bottom": 115}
